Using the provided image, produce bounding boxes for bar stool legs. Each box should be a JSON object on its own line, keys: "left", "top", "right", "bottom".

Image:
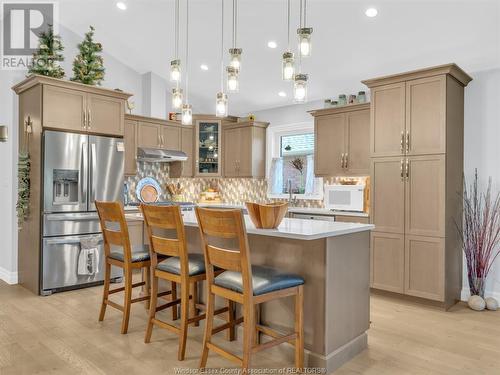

{"left": 121, "top": 267, "right": 133, "bottom": 334}
{"left": 295, "top": 285, "right": 304, "bottom": 369}
{"left": 99, "top": 262, "right": 111, "bottom": 322}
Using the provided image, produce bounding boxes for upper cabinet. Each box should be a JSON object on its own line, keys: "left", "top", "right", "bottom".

{"left": 124, "top": 118, "right": 138, "bottom": 176}
{"left": 310, "top": 103, "right": 370, "bottom": 177}
{"left": 223, "top": 121, "right": 268, "bottom": 178}
{"left": 135, "top": 116, "right": 181, "bottom": 151}
{"left": 13, "top": 75, "right": 131, "bottom": 137}
{"left": 180, "top": 126, "right": 194, "bottom": 177}
{"left": 195, "top": 120, "right": 222, "bottom": 177}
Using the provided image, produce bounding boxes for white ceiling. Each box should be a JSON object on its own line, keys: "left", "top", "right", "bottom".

{"left": 59, "top": 0, "right": 499, "bottom": 115}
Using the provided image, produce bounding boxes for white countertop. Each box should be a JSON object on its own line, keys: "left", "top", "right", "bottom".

{"left": 125, "top": 210, "right": 374, "bottom": 241}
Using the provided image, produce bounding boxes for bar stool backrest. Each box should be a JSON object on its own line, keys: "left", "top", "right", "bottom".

{"left": 95, "top": 201, "right": 132, "bottom": 263}
{"left": 141, "top": 204, "right": 188, "bottom": 273}
{"left": 195, "top": 207, "right": 253, "bottom": 297}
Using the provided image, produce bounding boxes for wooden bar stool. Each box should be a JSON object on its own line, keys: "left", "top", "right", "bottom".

{"left": 96, "top": 201, "right": 169, "bottom": 334}
{"left": 195, "top": 207, "right": 305, "bottom": 371}
{"left": 142, "top": 204, "right": 234, "bottom": 361}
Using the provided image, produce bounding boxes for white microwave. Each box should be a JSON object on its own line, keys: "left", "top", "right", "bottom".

{"left": 324, "top": 184, "right": 365, "bottom": 212}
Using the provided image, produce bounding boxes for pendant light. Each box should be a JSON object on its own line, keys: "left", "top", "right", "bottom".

{"left": 297, "top": 0, "right": 312, "bottom": 57}
{"left": 181, "top": 0, "right": 192, "bottom": 125}
{"left": 172, "top": 87, "right": 183, "bottom": 110}
{"left": 282, "top": 0, "right": 295, "bottom": 81}
{"left": 227, "top": 66, "right": 239, "bottom": 92}
{"left": 216, "top": 0, "right": 228, "bottom": 117}
{"left": 228, "top": 0, "right": 242, "bottom": 71}
{"left": 170, "top": 0, "right": 182, "bottom": 82}
{"left": 293, "top": 73, "right": 308, "bottom": 103}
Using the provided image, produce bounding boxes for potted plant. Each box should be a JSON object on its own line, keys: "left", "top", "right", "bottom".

{"left": 290, "top": 157, "right": 305, "bottom": 194}
{"left": 458, "top": 170, "right": 500, "bottom": 311}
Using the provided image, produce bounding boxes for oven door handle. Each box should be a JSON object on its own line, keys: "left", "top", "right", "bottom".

{"left": 45, "top": 213, "right": 99, "bottom": 221}
{"left": 45, "top": 236, "right": 103, "bottom": 246}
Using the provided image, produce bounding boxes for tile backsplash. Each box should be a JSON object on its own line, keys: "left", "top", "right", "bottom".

{"left": 125, "top": 163, "right": 368, "bottom": 209}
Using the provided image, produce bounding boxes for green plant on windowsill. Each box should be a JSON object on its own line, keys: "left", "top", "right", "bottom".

{"left": 290, "top": 157, "right": 305, "bottom": 194}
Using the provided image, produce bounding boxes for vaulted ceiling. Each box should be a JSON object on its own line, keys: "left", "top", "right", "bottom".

{"left": 59, "top": 0, "right": 499, "bottom": 114}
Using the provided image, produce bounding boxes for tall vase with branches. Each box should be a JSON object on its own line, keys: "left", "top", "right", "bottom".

{"left": 458, "top": 170, "right": 500, "bottom": 298}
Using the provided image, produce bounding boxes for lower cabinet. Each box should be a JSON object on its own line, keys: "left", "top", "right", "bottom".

{"left": 405, "top": 235, "right": 445, "bottom": 301}
{"left": 370, "top": 232, "right": 404, "bottom": 293}
{"left": 335, "top": 216, "right": 370, "bottom": 224}
{"left": 371, "top": 231, "right": 445, "bottom": 301}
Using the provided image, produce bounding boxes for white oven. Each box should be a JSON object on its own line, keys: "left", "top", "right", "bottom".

{"left": 324, "top": 184, "right": 365, "bottom": 212}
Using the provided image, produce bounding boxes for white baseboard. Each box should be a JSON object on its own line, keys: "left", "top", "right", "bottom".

{"left": 0, "top": 267, "right": 18, "bottom": 285}
{"left": 461, "top": 287, "right": 500, "bottom": 301}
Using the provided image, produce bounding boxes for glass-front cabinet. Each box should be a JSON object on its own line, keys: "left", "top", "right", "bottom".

{"left": 195, "top": 120, "right": 222, "bottom": 177}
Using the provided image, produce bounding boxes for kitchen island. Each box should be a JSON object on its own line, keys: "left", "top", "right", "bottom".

{"left": 126, "top": 210, "right": 374, "bottom": 373}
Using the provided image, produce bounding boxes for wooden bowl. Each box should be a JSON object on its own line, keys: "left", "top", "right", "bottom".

{"left": 245, "top": 202, "right": 288, "bottom": 229}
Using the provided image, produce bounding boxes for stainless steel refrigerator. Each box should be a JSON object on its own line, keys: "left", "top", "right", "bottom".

{"left": 41, "top": 131, "right": 124, "bottom": 295}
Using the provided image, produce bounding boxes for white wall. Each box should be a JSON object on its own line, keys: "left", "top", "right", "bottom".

{"left": 462, "top": 69, "right": 500, "bottom": 300}
{"left": 253, "top": 69, "right": 500, "bottom": 301}
{"left": 142, "top": 72, "right": 169, "bottom": 119}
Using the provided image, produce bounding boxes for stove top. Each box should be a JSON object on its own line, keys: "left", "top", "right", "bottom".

{"left": 127, "top": 201, "right": 195, "bottom": 210}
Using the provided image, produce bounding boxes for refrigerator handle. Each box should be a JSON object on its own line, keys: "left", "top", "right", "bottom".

{"left": 91, "top": 143, "right": 97, "bottom": 205}
{"left": 81, "top": 143, "right": 88, "bottom": 207}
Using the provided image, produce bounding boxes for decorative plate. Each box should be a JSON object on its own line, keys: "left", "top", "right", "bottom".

{"left": 136, "top": 177, "right": 162, "bottom": 203}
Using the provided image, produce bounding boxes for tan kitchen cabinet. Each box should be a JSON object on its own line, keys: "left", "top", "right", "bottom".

{"left": 38, "top": 78, "right": 129, "bottom": 136}
{"left": 43, "top": 85, "right": 87, "bottom": 132}
{"left": 162, "top": 126, "right": 181, "bottom": 151}
{"left": 86, "top": 93, "right": 125, "bottom": 136}
{"left": 370, "top": 157, "right": 405, "bottom": 234}
{"left": 124, "top": 118, "right": 138, "bottom": 176}
{"left": 138, "top": 121, "right": 162, "bottom": 148}
{"left": 406, "top": 76, "right": 446, "bottom": 156}
{"left": 223, "top": 121, "right": 268, "bottom": 178}
{"left": 310, "top": 103, "right": 370, "bottom": 177}
{"left": 334, "top": 215, "right": 370, "bottom": 224}
{"left": 404, "top": 235, "right": 445, "bottom": 301}
{"left": 363, "top": 64, "right": 472, "bottom": 307}
{"left": 370, "top": 232, "right": 404, "bottom": 293}
{"left": 369, "top": 83, "right": 406, "bottom": 158}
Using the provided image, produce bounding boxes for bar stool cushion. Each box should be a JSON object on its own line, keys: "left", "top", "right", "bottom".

{"left": 214, "top": 265, "right": 304, "bottom": 296}
{"left": 157, "top": 253, "right": 206, "bottom": 276}
{"left": 109, "top": 245, "right": 150, "bottom": 263}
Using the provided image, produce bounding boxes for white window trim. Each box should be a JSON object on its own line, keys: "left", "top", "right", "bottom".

{"left": 266, "top": 121, "right": 323, "bottom": 200}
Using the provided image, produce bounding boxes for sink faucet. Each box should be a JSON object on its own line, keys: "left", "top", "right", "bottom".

{"left": 288, "top": 179, "right": 298, "bottom": 207}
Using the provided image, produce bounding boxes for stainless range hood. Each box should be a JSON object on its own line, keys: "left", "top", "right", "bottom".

{"left": 137, "top": 147, "right": 188, "bottom": 162}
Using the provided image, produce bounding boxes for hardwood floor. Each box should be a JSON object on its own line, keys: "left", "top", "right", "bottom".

{"left": 0, "top": 279, "right": 499, "bottom": 374}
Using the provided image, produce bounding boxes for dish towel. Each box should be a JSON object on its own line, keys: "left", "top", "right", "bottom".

{"left": 78, "top": 236, "right": 100, "bottom": 275}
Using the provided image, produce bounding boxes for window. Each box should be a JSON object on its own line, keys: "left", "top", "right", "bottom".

{"left": 267, "top": 122, "right": 323, "bottom": 200}
{"left": 280, "top": 133, "right": 314, "bottom": 194}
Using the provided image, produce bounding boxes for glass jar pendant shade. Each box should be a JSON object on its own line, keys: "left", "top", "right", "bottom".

{"left": 172, "top": 87, "right": 183, "bottom": 110}
{"left": 282, "top": 51, "right": 295, "bottom": 81}
{"left": 229, "top": 48, "right": 242, "bottom": 71}
{"left": 297, "top": 27, "right": 313, "bottom": 57}
{"left": 216, "top": 92, "right": 228, "bottom": 117}
{"left": 170, "top": 59, "right": 181, "bottom": 82}
{"left": 181, "top": 104, "right": 192, "bottom": 125}
{"left": 226, "top": 66, "right": 239, "bottom": 93}
{"left": 293, "top": 74, "right": 308, "bottom": 103}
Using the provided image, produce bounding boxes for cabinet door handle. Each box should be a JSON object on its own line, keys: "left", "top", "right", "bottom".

{"left": 405, "top": 131, "right": 410, "bottom": 153}
{"left": 83, "top": 110, "right": 87, "bottom": 129}
{"left": 87, "top": 109, "right": 92, "bottom": 129}
{"left": 400, "top": 131, "right": 405, "bottom": 153}
{"left": 400, "top": 159, "right": 404, "bottom": 181}
{"left": 345, "top": 153, "right": 348, "bottom": 169}
{"left": 340, "top": 153, "right": 345, "bottom": 169}
{"left": 406, "top": 158, "right": 410, "bottom": 179}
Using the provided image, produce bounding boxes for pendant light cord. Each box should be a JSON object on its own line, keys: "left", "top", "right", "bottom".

{"left": 220, "top": 0, "right": 224, "bottom": 92}
{"left": 232, "top": 0, "right": 236, "bottom": 48}
{"left": 299, "top": 0, "right": 303, "bottom": 28}
{"left": 175, "top": 0, "right": 179, "bottom": 58}
{"left": 287, "top": 0, "right": 290, "bottom": 51}
{"left": 298, "top": 0, "right": 302, "bottom": 73}
{"left": 185, "top": 0, "right": 189, "bottom": 102}
{"left": 304, "top": 0, "right": 307, "bottom": 26}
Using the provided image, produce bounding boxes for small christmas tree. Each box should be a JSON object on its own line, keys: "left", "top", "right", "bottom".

{"left": 71, "top": 26, "right": 105, "bottom": 85}
{"left": 28, "top": 25, "right": 65, "bottom": 78}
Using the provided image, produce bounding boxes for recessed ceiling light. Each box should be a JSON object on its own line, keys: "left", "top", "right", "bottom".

{"left": 267, "top": 41, "right": 277, "bottom": 49}
{"left": 200, "top": 64, "right": 209, "bottom": 71}
{"left": 278, "top": 91, "right": 287, "bottom": 97}
{"left": 116, "top": 1, "right": 127, "bottom": 10}
{"left": 365, "top": 8, "right": 378, "bottom": 17}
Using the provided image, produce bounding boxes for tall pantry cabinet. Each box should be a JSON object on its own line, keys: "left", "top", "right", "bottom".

{"left": 362, "top": 64, "right": 472, "bottom": 308}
